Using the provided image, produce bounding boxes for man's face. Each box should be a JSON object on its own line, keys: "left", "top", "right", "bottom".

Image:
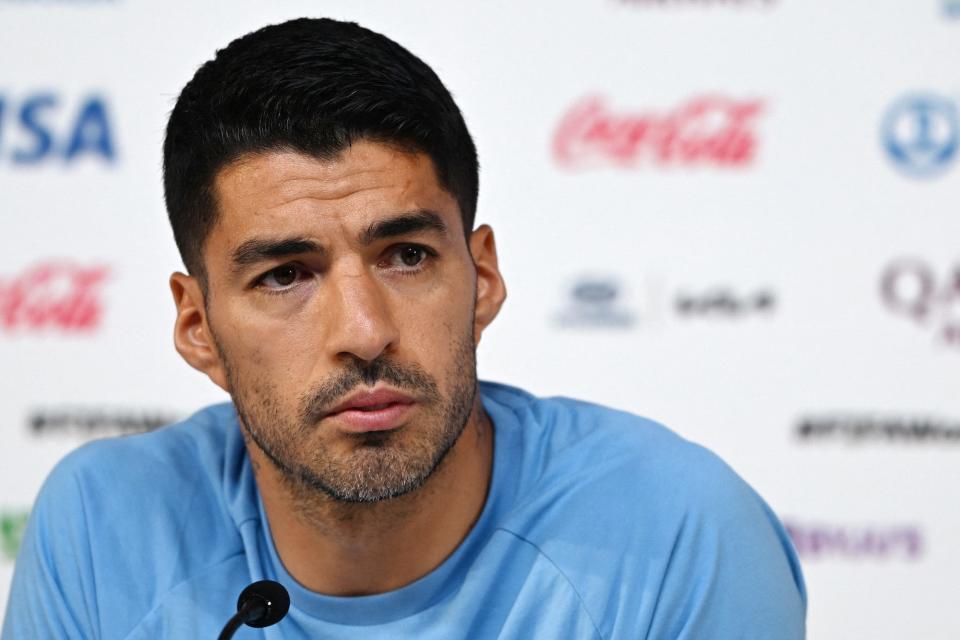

{"left": 184, "top": 141, "right": 499, "bottom": 503}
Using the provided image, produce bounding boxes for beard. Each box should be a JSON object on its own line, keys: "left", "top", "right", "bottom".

{"left": 220, "top": 328, "right": 478, "bottom": 504}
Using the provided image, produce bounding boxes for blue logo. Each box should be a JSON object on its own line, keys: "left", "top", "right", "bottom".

{"left": 881, "top": 94, "right": 958, "bottom": 177}
{"left": 554, "top": 277, "right": 636, "bottom": 328}
{"left": 0, "top": 93, "right": 116, "bottom": 165}
{"left": 946, "top": 0, "right": 960, "bottom": 17}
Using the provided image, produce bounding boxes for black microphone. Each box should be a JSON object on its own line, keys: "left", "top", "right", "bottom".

{"left": 217, "top": 579, "right": 290, "bottom": 640}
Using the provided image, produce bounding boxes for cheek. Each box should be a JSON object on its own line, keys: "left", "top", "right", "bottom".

{"left": 221, "top": 303, "right": 326, "bottom": 384}
{"left": 395, "top": 286, "right": 475, "bottom": 364}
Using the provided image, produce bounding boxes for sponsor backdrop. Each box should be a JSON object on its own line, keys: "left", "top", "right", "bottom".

{"left": 1, "top": 0, "right": 958, "bottom": 637}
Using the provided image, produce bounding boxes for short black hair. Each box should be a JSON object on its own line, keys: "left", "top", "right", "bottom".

{"left": 163, "top": 17, "right": 479, "bottom": 279}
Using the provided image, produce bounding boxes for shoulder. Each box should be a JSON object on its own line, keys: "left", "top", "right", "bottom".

{"left": 482, "top": 382, "right": 806, "bottom": 638}
{"left": 41, "top": 400, "right": 249, "bottom": 558}
{"left": 9, "top": 403, "right": 251, "bottom": 638}
{"left": 481, "top": 380, "right": 725, "bottom": 494}
{"left": 54, "top": 401, "right": 237, "bottom": 477}
{"left": 37, "top": 403, "right": 244, "bottom": 527}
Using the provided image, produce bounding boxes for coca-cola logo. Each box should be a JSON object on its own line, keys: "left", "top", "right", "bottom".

{"left": 0, "top": 262, "right": 110, "bottom": 332}
{"left": 552, "top": 95, "right": 764, "bottom": 169}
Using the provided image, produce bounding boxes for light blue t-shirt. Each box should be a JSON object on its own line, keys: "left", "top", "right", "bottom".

{"left": 3, "top": 382, "right": 806, "bottom": 639}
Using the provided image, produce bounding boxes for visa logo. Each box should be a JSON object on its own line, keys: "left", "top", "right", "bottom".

{"left": 0, "top": 93, "right": 116, "bottom": 165}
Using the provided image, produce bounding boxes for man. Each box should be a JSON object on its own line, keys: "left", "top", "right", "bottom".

{"left": 2, "top": 17, "right": 805, "bottom": 639}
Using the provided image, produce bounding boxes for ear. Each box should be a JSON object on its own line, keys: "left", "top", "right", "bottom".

{"left": 169, "top": 272, "right": 229, "bottom": 392}
{"left": 468, "top": 225, "right": 507, "bottom": 344}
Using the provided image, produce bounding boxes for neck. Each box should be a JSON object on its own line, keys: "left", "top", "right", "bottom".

{"left": 249, "top": 399, "right": 494, "bottom": 596}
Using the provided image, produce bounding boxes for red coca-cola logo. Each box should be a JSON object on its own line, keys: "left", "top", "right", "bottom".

{"left": 0, "top": 262, "right": 110, "bottom": 332}
{"left": 552, "top": 95, "right": 764, "bottom": 169}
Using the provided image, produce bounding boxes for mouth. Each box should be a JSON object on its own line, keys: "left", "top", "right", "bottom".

{"left": 323, "top": 387, "right": 416, "bottom": 433}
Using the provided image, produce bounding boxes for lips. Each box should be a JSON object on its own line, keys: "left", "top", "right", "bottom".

{"left": 323, "top": 388, "right": 416, "bottom": 433}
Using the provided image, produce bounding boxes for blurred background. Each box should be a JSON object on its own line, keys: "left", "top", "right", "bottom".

{"left": 1, "top": 0, "right": 958, "bottom": 637}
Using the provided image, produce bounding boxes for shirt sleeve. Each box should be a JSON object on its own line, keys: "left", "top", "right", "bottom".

{"left": 644, "top": 453, "right": 807, "bottom": 640}
{"left": 2, "top": 456, "right": 100, "bottom": 640}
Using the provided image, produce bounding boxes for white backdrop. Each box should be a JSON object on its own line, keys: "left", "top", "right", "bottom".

{"left": 1, "top": 1, "right": 959, "bottom": 637}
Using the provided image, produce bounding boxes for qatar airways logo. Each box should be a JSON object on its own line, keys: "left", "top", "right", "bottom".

{"left": 552, "top": 95, "right": 764, "bottom": 169}
{"left": 881, "top": 258, "right": 960, "bottom": 347}
{"left": 0, "top": 262, "right": 110, "bottom": 333}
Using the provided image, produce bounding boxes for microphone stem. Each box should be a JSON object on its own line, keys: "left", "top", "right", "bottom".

{"left": 217, "top": 613, "right": 244, "bottom": 640}
{"left": 218, "top": 597, "right": 267, "bottom": 639}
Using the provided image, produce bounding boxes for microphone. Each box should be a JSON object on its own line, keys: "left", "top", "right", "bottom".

{"left": 217, "top": 579, "right": 290, "bottom": 640}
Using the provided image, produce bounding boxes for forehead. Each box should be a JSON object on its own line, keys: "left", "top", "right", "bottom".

{"left": 209, "top": 141, "right": 461, "bottom": 250}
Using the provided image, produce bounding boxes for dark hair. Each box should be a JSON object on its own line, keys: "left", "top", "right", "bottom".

{"left": 163, "top": 17, "right": 479, "bottom": 279}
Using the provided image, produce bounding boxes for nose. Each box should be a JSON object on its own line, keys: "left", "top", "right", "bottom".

{"left": 323, "top": 264, "right": 400, "bottom": 364}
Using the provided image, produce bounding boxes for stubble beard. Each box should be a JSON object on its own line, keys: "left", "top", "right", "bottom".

{"left": 221, "top": 329, "right": 478, "bottom": 506}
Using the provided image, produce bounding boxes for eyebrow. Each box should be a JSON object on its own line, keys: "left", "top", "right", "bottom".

{"left": 228, "top": 210, "right": 448, "bottom": 273}
{"left": 358, "top": 210, "right": 448, "bottom": 246}
{"left": 230, "top": 237, "right": 323, "bottom": 272}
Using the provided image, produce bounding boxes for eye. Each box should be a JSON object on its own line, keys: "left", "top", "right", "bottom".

{"left": 399, "top": 246, "right": 425, "bottom": 267}
{"left": 382, "top": 245, "right": 435, "bottom": 271}
{"left": 256, "top": 264, "right": 305, "bottom": 291}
